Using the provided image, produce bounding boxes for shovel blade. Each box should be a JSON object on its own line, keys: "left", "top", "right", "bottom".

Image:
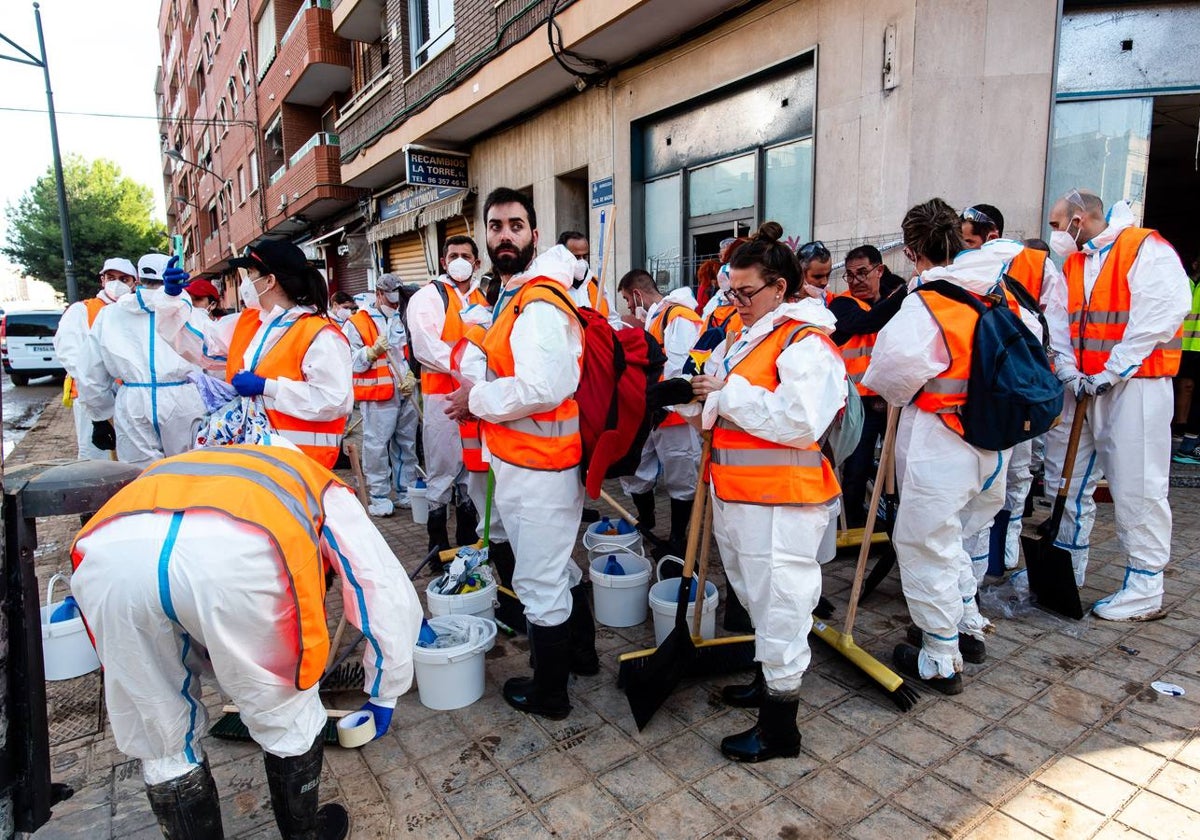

{"left": 1021, "top": 534, "right": 1084, "bottom": 620}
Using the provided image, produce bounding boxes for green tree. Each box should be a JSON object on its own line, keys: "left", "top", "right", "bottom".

{"left": 3, "top": 155, "right": 167, "bottom": 300}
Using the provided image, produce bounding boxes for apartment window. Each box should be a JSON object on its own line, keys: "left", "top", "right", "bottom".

{"left": 256, "top": 0, "right": 277, "bottom": 79}
{"left": 226, "top": 0, "right": 237, "bottom": 14}
{"left": 238, "top": 52, "right": 251, "bottom": 92}
{"left": 217, "top": 100, "right": 229, "bottom": 136}
{"left": 263, "top": 117, "right": 284, "bottom": 180}
{"left": 194, "top": 62, "right": 206, "bottom": 99}
{"left": 237, "top": 165, "right": 247, "bottom": 203}
{"left": 227, "top": 78, "right": 238, "bottom": 115}
{"left": 409, "top": 0, "right": 454, "bottom": 71}
{"left": 207, "top": 204, "right": 219, "bottom": 239}
{"left": 248, "top": 150, "right": 259, "bottom": 192}
{"left": 203, "top": 33, "right": 213, "bottom": 68}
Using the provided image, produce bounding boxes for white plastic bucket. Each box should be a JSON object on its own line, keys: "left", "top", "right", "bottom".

{"left": 582, "top": 519, "right": 642, "bottom": 555}
{"left": 426, "top": 579, "right": 497, "bottom": 622}
{"left": 409, "top": 484, "right": 429, "bottom": 525}
{"left": 647, "top": 578, "right": 719, "bottom": 646}
{"left": 413, "top": 615, "right": 497, "bottom": 710}
{"left": 41, "top": 574, "right": 100, "bottom": 681}
{"left": 588, "top": 549, "right": 653, "bottom": 628}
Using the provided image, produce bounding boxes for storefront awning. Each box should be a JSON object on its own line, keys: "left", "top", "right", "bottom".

{"left": 420, "top": 190, "right": 468, "bottom": 225}
{"left": 367, "top": 209, "right": 422, "bottom": 243}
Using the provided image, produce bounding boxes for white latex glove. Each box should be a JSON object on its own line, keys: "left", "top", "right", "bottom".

{"left": 1056, "top": 366, "right": 1085, "bottom": 399}
{"left": 1082, "top": 369, "right": 1126, "bottom": 397}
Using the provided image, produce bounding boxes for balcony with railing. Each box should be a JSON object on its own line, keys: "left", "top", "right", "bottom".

{"left": 331, "top": 0, "right": 384, "bottom": 43}
{"left": 259, "top": 0, "right": 351, "bottom": 109}
{"left": 263, "top": 131, "right": 359, "bottom": 231}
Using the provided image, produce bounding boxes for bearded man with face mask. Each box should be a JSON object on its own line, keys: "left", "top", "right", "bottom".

{"left": 1042, "top": 188, "right": 1190, "bottom": 621}
{"left": 343, "top": 274, "right": 421, "bottom": 518}
{"left": 54, "top": 258, "right": 137, "bottom": 458}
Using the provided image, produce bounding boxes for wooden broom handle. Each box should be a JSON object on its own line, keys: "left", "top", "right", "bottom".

{"left": 691, "top": 500, "right": 714, "bottom": 637}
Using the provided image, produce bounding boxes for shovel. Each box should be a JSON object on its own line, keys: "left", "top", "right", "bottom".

{"left": 1020, "top": 394, "right": 1089, "bottom": 620}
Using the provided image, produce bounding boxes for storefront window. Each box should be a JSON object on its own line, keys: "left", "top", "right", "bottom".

{"left": 688, "top": 154, "right": 755, "bottom": 219}
{"left": 644, "top": 174, "right": 682, "bottom": 290}
{"left": 763, "top": 139, "right": 813, "bottom": 244}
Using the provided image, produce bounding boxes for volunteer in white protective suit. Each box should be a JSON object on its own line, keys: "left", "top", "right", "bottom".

{"left": 407, "top": 236, "right": 490, "bottom": 549}
{"left": 864, "top": 199, "right": 1025, "bottom": 695}
{"left": 446, "top": 188, "right": 596, "bottom": 720}
{"left": 559, "top": 230, "right": 623, "bottom": 326}
{"left": 75, "top": 254, "right": 207, "bottom": 468}
{"left": 617, "top": 269, "right": 703, "bottom": 557}
{"left": 683, "top": 221, "right": 845, "bottom": 763}
{"left": 71, "top": 439, "right": 421, "bottom": 840}
{"left": 1043, "top": 189, "right": 1190, "bottom": 620}
{"left": 54, "top": 257, "right": 137, "bottom": 459}
{"left": 344, "top": 274, "right": 421, "bottom": 518}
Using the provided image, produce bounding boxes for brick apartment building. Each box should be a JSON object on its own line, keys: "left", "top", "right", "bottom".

{"left": 155, "top": 0, "right": 371, "bottom": 301}
{"left": 328, "top": 0, "right": 1198, "bottom": 300}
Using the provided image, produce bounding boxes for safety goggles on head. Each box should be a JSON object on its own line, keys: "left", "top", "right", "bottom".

{"left": 797, "top": 241, "right": 830, "bottom": 261}
{"left": 960, "top": 206, "right": 996, "bottom": 229}
{"left": 240, "top": 245, "right": 271, "bottom": 276}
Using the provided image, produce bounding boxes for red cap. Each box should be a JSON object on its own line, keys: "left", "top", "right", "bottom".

{"left": 186, "top": 279, "right": 220, "bottom": 301}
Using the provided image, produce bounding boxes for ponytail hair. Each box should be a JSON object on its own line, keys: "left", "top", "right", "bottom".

{"left": 274, "top": 264, "right": 329, "bottom": 315}
{"left": 728, "top": 221, "right": 801, "bottom": 298}
{"left": 902, "top": 198, "right": 965, "bottom": 267}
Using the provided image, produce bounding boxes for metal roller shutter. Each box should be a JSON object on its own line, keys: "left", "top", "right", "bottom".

{"left": 334, "top": 233, "right": 371, "bottom": 296}
{"left": 388, "top": 232, "right": 430, "bottom": 285}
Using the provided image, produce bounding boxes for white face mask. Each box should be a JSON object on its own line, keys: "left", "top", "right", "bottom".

{"left": 633, "top": 293, "right": 648, "bottom": 321}
{"left": 333, "top": 307, "right": 350, "bottom": 321}
{"left": 239, "top": 275, "right": 262, "bottom": 309}
{"left": 1049, "top": 218, "right": 1083, "bottom": 258}
{"left": 447, "top": 257, "right": 474, "bottom": 282}
{"left": 717, "top": 264, "right": 731, "bottom": 292}
{"left": 803, "top": 283, "right": 826, "bottom": 301}
{"left": 573, "top": 258, "right": 589, "bottom": 283}
{"left": 104, "top": 280, "right": 132, "bottom": 300}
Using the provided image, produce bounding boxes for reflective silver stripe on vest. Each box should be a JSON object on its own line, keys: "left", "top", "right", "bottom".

{"left": 848, "top": 371, "right": 866, "bottom": 383}
{"left": 920, "top": 378, "right": 968, "bottom": 394}
{"left": 277, "top": 429, "right": 343, "bottom": 450}
{"left": 352, "top": 374, "right": 388, "bottom": 386}
{"left": 841, "top": 345, "right": 872, "bottom": 360}
{"left": 503, "top": 415, "right": 580, "bottom": 438}
{"left": 711, "top": 447, "right": 825, "bottom": 468}
{"left": 461, "top": 437, "right": 481, "bottom": 449}
{"left": 140, "top": 460, "right": 319, "bottom": 546}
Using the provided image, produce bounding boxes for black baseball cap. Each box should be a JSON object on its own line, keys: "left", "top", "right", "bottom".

{"left": 228, "top": 239, "right": 308, "bottom": 277}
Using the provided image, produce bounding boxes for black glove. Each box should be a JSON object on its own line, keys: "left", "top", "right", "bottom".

{"left": 647, "top": 377, "right": 697, "bottom": 413}
{"left": 91, "top": 420, "right": 116, "bottom": 451}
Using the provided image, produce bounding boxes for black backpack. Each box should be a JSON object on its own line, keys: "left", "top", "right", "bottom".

{"left": 921, "top": 277, "right": 1062, "bottom": 452}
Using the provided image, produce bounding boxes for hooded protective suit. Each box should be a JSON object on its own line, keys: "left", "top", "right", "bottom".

{"left": 407, "top": 275, "right": 491, "bottom": 510}
{"left": 621, "top": 286, "right": 703, "bottom": 502}
{"left": 680, "top": 299, "right": 844, "bottom": 695}
{"left": 70, "top": 440, "right": 422, "bottom": 785}
{"left": 863, "top": 243, "right": 1032, "bottom": 678}
{"left": 460, "top": 246, "right": 584, "bottom": 626}
{"left": 1042, "top": 201, "right": 1190, "bottom": 619}
{"left": 54, "top": 284, "right": 126, "bottom": 459}
{"left": 344, "top": 303, "right": 420, "bottom": 513}
{"left": 75, "top": 287, "right": 207, "bottom": 467}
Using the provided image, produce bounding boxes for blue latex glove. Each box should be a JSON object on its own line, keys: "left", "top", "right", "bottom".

{"left": 361, "top": 700, "right": 393, "bottom": 739}
{"left": 231, "top": 370, "right": 266, "bottom": 396}
{"left": 163, "top": 256, "right": 190, "bottom": 297}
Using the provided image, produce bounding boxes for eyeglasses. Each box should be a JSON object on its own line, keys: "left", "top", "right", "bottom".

{"left": 797, "top": 241, "right": 830, "bottom": 260}
{"left": 727, "top": 282, "right": 775, "bottom": 306}
{"left": 960, "top": 207, "right": 996, "bottom": 228}
{"left": 845, "top": 265, "right": 881, "bottom": 282}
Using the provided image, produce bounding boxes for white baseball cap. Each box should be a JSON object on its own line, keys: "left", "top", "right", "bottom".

{"left": 100, "top": 258, "right": 136, "bottom": 278}
{"left": 137, "top": 253, "right": 171, "bottom": 283}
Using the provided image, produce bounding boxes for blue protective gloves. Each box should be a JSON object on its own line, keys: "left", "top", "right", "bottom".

{"left": 163, "top": 256, "right": 190, "bottom": 297}
{"left": 231, "top": 370, "right": 267, "bottom": 396}
{"left": 361, "top": 700, "right": 393, "bottom": 739}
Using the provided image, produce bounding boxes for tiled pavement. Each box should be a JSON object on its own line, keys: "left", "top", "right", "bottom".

{"left": 16, "top": 398, "right": 1200, "bottom": 839}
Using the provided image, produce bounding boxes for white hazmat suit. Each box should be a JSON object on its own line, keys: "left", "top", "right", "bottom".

{"left": 54, "top": 285, "right": 126, "bottom": 460}
{"left": 1042, "top": 201, "right": 1190, "bottom": 619}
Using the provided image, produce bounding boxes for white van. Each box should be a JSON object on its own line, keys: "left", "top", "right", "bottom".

{"left": 2, "top": 310, "right": 65, "bottom": 386}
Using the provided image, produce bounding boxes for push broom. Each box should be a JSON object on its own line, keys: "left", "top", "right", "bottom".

{"left": 809, "top": 405, "right": 919, "bottom": 711}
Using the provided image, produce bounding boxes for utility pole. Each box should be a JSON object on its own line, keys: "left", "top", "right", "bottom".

{"left": 0, "top": 3, "right": 77, "bottom": 303}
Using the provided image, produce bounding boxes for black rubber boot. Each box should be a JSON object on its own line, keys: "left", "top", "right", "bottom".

{"left": 892, "top": 642, "right": 963, "bottom": 696}
{"left": 720, "top": 664, "right": 764, "bottom": 708}
{"left": 503, "top": 622, "right": 572, "bottom": 720}
{"left": 631, "top": 492, "right": 657, "bottom": 533}
{"left": 905, "top": 625, "right": 986, "bottom": 664}
{"left": 568, "top": 582, "right": 600, "bottom": 676}
{"left": 723, "top": 582, "right": 754, "bottom": 633}
{"left": 145, "top": 760, "right": 225, "bottom": 839}
{"left": 454, "top": 494, "right": 479, "bottom": 547}
{"left": 668, "top": 497, "right": 694, "bottom": 557}
{"left": 720, "top": 694, "right": 802, "bottom": 763}
{"left": 263, "top": 734, "right": 349, "bottom": 840}
{"left": 488, "top": 541, "right": 527, "bottom": 633}
{"left": 427, "top": 505, "right": 450, "bottom": 558}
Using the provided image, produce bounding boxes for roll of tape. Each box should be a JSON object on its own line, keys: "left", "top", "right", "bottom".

{"left": 336, "top": 711, "right": 376, "bottom": 748}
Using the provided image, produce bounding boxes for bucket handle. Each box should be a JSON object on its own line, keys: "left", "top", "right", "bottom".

{"left": 46, "top": 573, "right": 70, "bottom": 610}
{"left": 588, "top": 541, "right": 643, "bottom": 556}
{"left": 656, "top": 555, "right": 684, "bottom": 582}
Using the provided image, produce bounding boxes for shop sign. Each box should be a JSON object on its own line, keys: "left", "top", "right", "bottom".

{"left": 378, "top": 185, "right": 462, "bottom": 221}
{"left": 405, "top": 149, "right": 469, "bottom": 188}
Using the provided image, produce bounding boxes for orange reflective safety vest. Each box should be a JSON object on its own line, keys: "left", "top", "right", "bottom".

{"left": 456, "top": 324, "right": 488, "bottom": 473}
{"left": 68, "top": 297, "right": 109, "bottom": 399}
{"left": 1064, "top": 227, "right": 1182, "bottom": 377}
{"left": 1006, "top": 247, "right": 1048, "bottom": 303}
{"left": 834, "top": 291, "right": 877, "bottom": 397}
{"left": 479, "top": 280, "right": 582, "bottom": 471}
{"left": 71, "top": 445, "right": 344, "bottom": 691}
{"left": 346, "top": 310, "right": 395, "bottom": 402}
{"left": 225, "top": 311, "right": 349, "bottom": 468}
{"left": 912, "top": 287, "right": 988, "bottom": 437}
{"left": 649, "top": 302, "right": 702, "bottom": 428}
{"left": 710, "top": 321, "right": 841, "bottom": 506}
{"left": 582, "top": 277, "right": 610, "bottom": 318}
{"left": 421, "top": 281, "right": 490, "bottom": 395}
{"left": 705, "top": 303, "right": 743, "bottom": 337}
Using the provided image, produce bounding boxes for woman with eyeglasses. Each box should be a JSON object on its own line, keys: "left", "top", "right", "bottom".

{"left": 685, "top": 221, "right": 846, "bottom": 763}
{"left": 151, "top": 240, "right": 354, "bottom": 468}
{"left": 861, "top": 198, "right": 1028, "bottom": 696}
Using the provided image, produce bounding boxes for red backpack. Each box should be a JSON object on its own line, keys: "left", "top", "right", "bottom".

{"left": 540, "top": 285, "right": 663, "bottom": 498}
